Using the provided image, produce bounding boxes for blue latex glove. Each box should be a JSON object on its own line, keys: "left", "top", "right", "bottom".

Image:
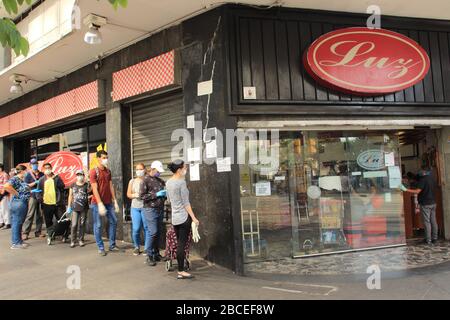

{"left": 67, "top": 206, "right": 73, "bottom": 214}
{"left": 156, "top": 190, "right": 167, "bottom": 198}
{"left": 31, "top": 189, "right": 42, "bottom": 193}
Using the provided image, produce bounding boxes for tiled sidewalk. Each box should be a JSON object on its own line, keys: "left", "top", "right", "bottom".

{"left": 246, "top": 241, "right": 450, "bottom": 275}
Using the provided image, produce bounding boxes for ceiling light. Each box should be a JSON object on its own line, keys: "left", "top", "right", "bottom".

{"left": 84, "top": 24, "right": 102, "bottom": 45}
{"left": 10, "top": 81, "right": 23, "bottom": 94}
{"left": 9, "top": 74, "right": 27, "bottom": 95}
{"left": 83, "top": 14, "right": 107, "bottom": 45}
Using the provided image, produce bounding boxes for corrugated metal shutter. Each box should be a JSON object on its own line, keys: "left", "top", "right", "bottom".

{"left": 131, "top": 94, "right": 184, "bottom": 176}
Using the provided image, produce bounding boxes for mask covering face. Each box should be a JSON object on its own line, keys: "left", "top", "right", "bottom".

{"left": 32, "top": 164, "right": 38, "bottom": 171}
{"left": 101, "top": 159, "right": 108, "bottom": 167}
{"left": 154, "top": 172, "right": 161, "bottom": 178}
{"left": 44, "top": 169, "right": 52, "bottom": 176}
{"left": 136, "top": 170, "right": 145, "bottom": 177}
{"left": 181, "top": 169, "right": 187, "bottom": 177}
{"left": 77, "top": 176, "right": 84, "bottom": 183}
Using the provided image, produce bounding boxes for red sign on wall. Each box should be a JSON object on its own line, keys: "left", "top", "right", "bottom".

{"left": 44, "top": 151, "right": 84, "bottom": 187}
{"left": 303, "top": 27, "right": 430, "bottom": 95}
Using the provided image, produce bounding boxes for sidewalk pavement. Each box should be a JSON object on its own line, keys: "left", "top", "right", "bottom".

{"left": 1, "top": 229, "right": 450, "bottom": 300}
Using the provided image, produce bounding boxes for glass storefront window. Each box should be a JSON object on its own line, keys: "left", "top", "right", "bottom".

{"left": 239, "top": 130, "right": 406, "bottom": 262}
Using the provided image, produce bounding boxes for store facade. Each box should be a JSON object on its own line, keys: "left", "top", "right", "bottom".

{"left": 225, "top": 6, "right": 450, "bottom": 271}
{"left": 1, "top": 4, "right": 450, "bottom": 274}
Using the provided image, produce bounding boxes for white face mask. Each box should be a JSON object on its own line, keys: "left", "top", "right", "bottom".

{"left": 44, "top": 169, "right": 52, "bottom": 176}
{"left": 136, "top": 170, "right": 145, "bottom": 177}
{"left": 101, "top": 159, "right": 108, "bottom": 167}
{"left": 76, "top": 176, "right": 84, "bottom": 183}
{"left": 181, "top": 169, "right": 187, "bottom": 177}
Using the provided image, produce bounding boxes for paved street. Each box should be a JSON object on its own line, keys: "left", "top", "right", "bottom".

{"left": 1, "top": 229, "right": 450, "bottom": 300}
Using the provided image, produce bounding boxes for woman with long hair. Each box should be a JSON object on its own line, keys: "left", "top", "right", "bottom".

{"left": 166, "top": 159, "right": 199, "bottom": 279}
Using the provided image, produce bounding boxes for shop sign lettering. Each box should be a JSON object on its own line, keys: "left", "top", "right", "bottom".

{"left": 304, "top": 27, "right": 430, "bottom": 95}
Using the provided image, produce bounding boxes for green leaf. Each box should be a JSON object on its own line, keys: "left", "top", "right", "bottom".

{"left": 19, "top": 36, "right": 29, "bottom": 56}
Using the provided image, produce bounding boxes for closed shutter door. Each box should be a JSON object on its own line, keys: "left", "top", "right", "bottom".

{"left": 131, "top": 94, "right": 184, "bottom": 175}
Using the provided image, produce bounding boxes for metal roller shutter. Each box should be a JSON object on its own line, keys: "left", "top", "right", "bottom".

{"left": 131, "top": 94, "right": 184, "bottom": 176}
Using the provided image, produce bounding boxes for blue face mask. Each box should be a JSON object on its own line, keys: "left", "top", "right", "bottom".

{"left": 154, "top": 172, "right": 161, "bottom": 178}
{"left": 32, "top": 164, "right": 38, "bottom": 171}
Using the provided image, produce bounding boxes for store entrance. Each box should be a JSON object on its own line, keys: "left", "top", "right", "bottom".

{"left": 399, "top": 129, "right": 444, "bottom": 240}
{"left": 239, "top": 128, "right": 445, "bottom": 263}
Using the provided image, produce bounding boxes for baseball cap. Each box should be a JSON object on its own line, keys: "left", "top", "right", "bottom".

{"left": 75, "top": 170, "right": 85, "bottom": 175}
{"left": 30, "top": 158, "right": 38, "bottom": 164}
{"left": 150, "top": 161, "right": 165, "bottom": 173}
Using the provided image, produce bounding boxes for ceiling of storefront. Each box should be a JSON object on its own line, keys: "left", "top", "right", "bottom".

{"left": 0, "top": 0, "right": 449, "bottom": 107}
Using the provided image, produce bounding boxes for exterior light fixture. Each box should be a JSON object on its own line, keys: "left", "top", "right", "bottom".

{"left": 84, "top": 24, "right": 103, "bottom": 45}
{"left": 83, "top": 14, "right": 107, "bottom": 45}
{"left": 9, "top": 74, "right": 27, "bottom": 94}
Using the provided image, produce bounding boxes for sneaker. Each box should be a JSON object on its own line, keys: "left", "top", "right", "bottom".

{"left": 47, "top": 237, "right": 53, "bottom": 246}
{"left": 432, "top": 239, "right": 439, "bottom": 244}
{"left": 34, "top": 233, "right": 41, "bottom": 238}
{"left": 142, "top": 251, "right": 148, "bottom": 257}
{"left": 70, "top": 242, "right": 76, "bottom": 248}
{"left": 10, "top": 244, "right": 26, "bottom": 250}
{"left": 21, "top": 242, "right": 30, "bottom": 247}
{"left": 79, "top": 241, "right": 85, "bottom": 247}
{"left": 108, "top": 246, "right": 120, "bottom": 252}
{"left": 0, "top": 223, "right": 4, "bottom": 229}
{"left": 146, "top": 256, "right": 157, "bottom": 266}
{"left": 5, "top": 224, "right": 11, "bottom": 229}
{"left": 133, "top": 248, "right": 140, "bottom": 256}
{"left": 99, "top": 250, "right": 107, "bottom": 256}
{"left": 154, "top": 254, "right": 162, "bottom": 262}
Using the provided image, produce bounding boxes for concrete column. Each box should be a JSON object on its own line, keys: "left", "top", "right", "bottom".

{"left": 438, "top": 127, "right": 450, "bottom": 240}
{"left": 102, "top": 78, "right": 131, "bottom": 242}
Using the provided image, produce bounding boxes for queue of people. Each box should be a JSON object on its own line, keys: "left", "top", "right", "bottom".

{"left": 0, "top": 151, "right": 200, "bottom": 279}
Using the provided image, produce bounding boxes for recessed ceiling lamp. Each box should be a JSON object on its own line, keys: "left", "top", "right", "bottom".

{"left": 83, "top": 14, "right": 107, "bottom": 45}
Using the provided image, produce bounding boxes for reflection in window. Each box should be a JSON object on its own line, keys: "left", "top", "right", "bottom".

{"left": 240, "top": 131, "right": 406, "bottom": 263}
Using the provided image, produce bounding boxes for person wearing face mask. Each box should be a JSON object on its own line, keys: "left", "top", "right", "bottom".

{"left": 3, "top": 165, "right": 32, "bottom": 249}
{"left": 140, "top": 160, "right": 166, "bottom": 266}
{"left": 22, "top": 158, "right": 44, "bottom": 239}
{"left": 90, "top": 150, "right": 120, "bottom": 256}
{"left": 36, "top": 163, "right": 66, "bottom": 246}
{"left": 0, "top": 163, "right": 10, "bottom": 230}
{"left": 127, "top": 163, "right": 148, "bottom": 256}
{"left": 67, "top": 170, "right": 91, "bottom": 248}
{"left": 166, "top": 160, "right": 200, "bottom": 279}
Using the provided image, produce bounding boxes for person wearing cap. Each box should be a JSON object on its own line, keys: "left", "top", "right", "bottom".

{"left": 140, "top": 160, "right": 166, "bottom": 266}
{"left": 22, "top": 158, "right": 44, "bottom": 239}
{"left": 67, "top": 170, "right": 91, "bottom": 248}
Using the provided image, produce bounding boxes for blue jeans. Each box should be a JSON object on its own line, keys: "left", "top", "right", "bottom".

{"left": 131, "top": 207, "right": 149, "bottom": 250}
{"left": 10, "top": 198, "right": 28, "bottom": 246}
{"left": 91, "top": 203, "right": 117, "bottom": 251}
{"left": 143, "top": 207, "right": 164, "bottom": 256}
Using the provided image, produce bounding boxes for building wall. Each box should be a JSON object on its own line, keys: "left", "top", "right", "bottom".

{"left": 227, "top": 6, "right": 450, "bottom": 116}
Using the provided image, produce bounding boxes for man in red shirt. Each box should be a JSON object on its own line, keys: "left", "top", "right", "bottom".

{"left": 90, "top": 150, "right": 120, "bottom": 256}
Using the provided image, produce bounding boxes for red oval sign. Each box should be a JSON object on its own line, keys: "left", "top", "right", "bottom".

{"left": 303, "top": 27, "right": 430, "bottom": 95}
{"left": 44, "top": 151, "right": 83, "bottom": 187}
